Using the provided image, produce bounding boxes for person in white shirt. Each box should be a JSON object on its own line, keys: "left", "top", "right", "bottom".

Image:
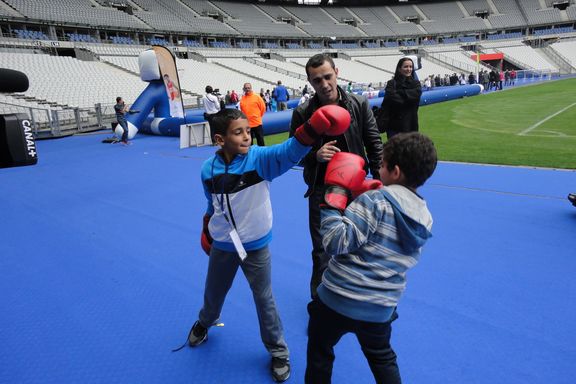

{"left": 299, "top": 92, "right": 310, "bottom": 106}
{"left": 203, "top": 85, "right": 221, "bottom": 144}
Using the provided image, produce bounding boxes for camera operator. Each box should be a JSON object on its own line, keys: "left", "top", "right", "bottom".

{"left": 203, "top": 85, "right": 221, "bottom": 145}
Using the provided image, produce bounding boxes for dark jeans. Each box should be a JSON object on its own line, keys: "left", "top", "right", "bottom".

{"left": 250, "top": 124, "right": 265, "bottom": 146}
{"left": 117, "top": 119, "right": 128, "bottom": 142}
{"left": 308, "top": 188, "right": 330, "bottom": 299}
{"left": 305, "top": 299, "right": 401, "bottom": 384}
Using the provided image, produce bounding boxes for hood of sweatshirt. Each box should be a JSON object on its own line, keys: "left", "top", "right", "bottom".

{"left": 379, "top": 184, "right": 433, "bottom": 253}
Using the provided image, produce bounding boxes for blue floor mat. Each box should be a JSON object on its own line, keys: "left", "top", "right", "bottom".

{"left": 1, "top": 133, "right": 575, "bottom": 383}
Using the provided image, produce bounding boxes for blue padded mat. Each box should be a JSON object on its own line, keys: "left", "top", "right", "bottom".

{"left": 1, "top": 133, "right": 575, "bottom": 384}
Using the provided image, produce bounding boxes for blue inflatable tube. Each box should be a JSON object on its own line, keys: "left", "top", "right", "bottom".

{"left": 138, "top": 84, "right": 483, "bottom": 137}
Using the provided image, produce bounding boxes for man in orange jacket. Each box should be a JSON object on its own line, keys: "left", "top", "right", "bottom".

{"left": 240, "top": 82, "right": 266, "bottom": 146}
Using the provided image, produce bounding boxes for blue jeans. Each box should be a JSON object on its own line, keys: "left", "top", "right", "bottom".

{"left": 198, "top": 245, "right": 289, "bottom": 358}
{"left": 305, "top": 299, "right": 401, "bottom": 384}
{"left": 117, "top": 119, "right": 128, "bottom": 142}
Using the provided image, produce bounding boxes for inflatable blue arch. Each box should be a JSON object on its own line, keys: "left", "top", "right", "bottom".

{"left": 121, "top": 49, "right": 484, "bottom": 139}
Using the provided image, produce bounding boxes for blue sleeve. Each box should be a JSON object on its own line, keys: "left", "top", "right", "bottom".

{"left": 320, "top": 193, "right": 379, "bottom": 256}
{"left": 251, "top": 137, "right": 310, "bottom": 181}
{"left": 200, "top": 159, "right": 215, "bottom": 216}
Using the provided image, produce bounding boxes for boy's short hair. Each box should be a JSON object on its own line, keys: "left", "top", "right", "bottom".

{"left": 211, "top": 108, "right": 247, "bottom": 137}
{"left": 116, "top": 97, "right": 122, "bottom": 103}
{"left": 382, "top": 132, "right": 437, "bottom": 188}
{"left": 305, "top": 53, "right": 336, "bottom": 78}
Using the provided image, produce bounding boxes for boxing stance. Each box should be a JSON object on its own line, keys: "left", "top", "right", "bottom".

{"left": 187, "top": 105, "right": 350, "bottom": 383}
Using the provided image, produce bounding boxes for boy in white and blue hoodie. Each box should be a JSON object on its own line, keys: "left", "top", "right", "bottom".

{"left": 305, "top": 132, "right": 438, "bottom": 384}
{"left": 185, "top": 106, "right": 351, "bottom": 383}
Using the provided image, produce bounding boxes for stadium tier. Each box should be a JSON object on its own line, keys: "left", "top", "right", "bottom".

{"left": 0, "top": 0, "right": 575, "bottom": 137}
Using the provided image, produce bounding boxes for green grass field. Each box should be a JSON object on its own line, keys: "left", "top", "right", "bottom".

{"left": 266, "top": 78, "right": 576, "bottom": 169}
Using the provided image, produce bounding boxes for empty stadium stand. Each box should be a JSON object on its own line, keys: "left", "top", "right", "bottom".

{"left": 0, "top": 0, "right": 574, "bottom": 137}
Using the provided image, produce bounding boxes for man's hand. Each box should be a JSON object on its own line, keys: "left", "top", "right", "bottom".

{"left": 316, "top": 140, "right": 341, "bottom": 163}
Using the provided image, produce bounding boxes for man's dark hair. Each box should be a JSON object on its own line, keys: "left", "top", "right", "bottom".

{"left": 205, "top": 85, "right": 213, "bottom": 94}
{"left": 211, "top": 108, "right": 247, "bottom": 137}
{"left": 116, "top": 97, "right": 122, "bottom": 103}
{"left": 382, "top": 132, "right": 437, "bottom": 188}
{"left": 305, "top": 53, "right": 335, "bottom": 78}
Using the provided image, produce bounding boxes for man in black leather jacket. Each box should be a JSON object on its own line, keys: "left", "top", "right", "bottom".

{"left": 289, "top": 53, "right": 383, "bottom": 299}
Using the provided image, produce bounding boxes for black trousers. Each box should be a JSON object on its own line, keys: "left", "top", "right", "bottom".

{"left": 250, "top": 124, "right": 265, "bottom": 146}
{"left": 308, "top": 188, "right": 330, "bottom": 299}
{"left": 205, "top": 113, "right": 217, "bottom": 144}
{"left": 305, "top": 299, "right": 401, "bottom": 384}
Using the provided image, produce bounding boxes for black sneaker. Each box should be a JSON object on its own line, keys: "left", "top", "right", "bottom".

{"left": 271, "top": 357, "right": 290, "bottom": 382}
{"left": 569, "top": 193, "right": 576, "bottom": 207}
{"left": 188, "top": 321, "right": 208, "bottom": 347}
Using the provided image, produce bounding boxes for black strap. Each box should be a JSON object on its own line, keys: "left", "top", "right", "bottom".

{"left": 171, "top": 324, "right": 195, "bottom": 352}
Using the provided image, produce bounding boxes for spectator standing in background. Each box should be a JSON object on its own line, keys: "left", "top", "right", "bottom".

{"left": 114, "top": 96, "right": 130, "bottom": 145}
{"left": 379, "top": 57, "right": 422, "bottom": 139}
{"left": 272, "top": 81, "right": 290, "bottom": 111}
{"left": 423, "top": 76, "right": 431, "bottom": 91}
{"left": 230, "top": 89, "right": 239, "bottom": 104}
{"left": 260, "top": 88, "right": 266, "bottom": 103}
{"left": 299, "top": 91, "right": 310, "bottom": 106}
{"left": 203, "top": 85, "right": 221, "bottom": 144}
{"left": 239, "top": 82, "right": 266, "bottom": 146}
{"left": 264, "top": 89, "right": 272, "bottom": 111}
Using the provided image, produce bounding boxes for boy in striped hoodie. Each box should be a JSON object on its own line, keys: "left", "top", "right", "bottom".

{"left": 305, "top": 132, "right": 438, "bottom": 384}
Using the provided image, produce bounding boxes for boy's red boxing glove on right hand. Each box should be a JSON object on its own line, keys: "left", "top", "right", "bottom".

{"left": 323, "top": 152, "right": 366, "bottom": 211}
{"left": 200, "top": 214, "right": 212, "bottom": 256}
{"left": 294, "top": 105, "right": 351, "bottom": 146}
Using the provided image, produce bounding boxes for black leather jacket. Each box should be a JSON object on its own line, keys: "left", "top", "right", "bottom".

{"left": 289, "top": 86, "right": 383, "bottom": 197}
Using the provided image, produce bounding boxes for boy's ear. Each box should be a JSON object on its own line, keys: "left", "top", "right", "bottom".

{"left": 391, "top": 165, "right": 405, "bottom": 184}
{"left": 214, "top": 134, "right": 225, "bottom": 146}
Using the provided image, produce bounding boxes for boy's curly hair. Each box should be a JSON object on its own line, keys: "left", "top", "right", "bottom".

{"left": 382, "top": 132, "right": 437, "bottom": 188}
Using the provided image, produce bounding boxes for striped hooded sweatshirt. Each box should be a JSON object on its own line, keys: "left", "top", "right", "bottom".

{"left": 317, "top": 184, "right": 433, "bottom": 323}
{"left": 201, "top": 137, "right": 309, "bottom": 252}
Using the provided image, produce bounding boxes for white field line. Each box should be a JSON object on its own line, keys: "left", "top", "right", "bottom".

{"left": 517, "top": 102, "right": 576, "bottom": 136}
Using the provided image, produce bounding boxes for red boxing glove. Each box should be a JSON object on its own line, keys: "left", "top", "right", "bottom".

{"left": 323, "top": 152, "right": 366, "bottom": 211}
{"left": 200, "top": 214, "right": 212, "bottom": 256}
{"left": 294, "top": 105, "right": 351, "bottom": 146}
{"left": 352, "top": 179, "right": 383, "bottom": 199}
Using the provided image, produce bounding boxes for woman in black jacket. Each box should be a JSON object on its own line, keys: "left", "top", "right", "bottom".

{"left": 381, "top": 57, "right": 422, "bottom": 139}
